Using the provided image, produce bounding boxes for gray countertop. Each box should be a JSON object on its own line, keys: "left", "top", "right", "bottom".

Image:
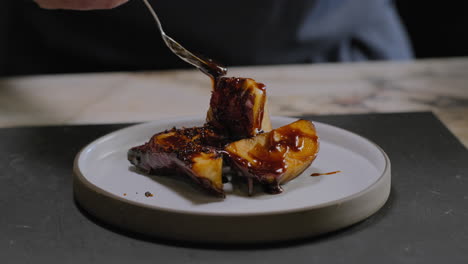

{"left": 1, "top": 112, "right": 467, "bottom": 263}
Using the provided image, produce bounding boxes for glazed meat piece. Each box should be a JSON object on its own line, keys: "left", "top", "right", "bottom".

{"left": 207, "top": 77, "right": 272, "bottom": 139}
{"left": 225, "top": 119, "right": 319, "bottom": 195}
{"left": 128, "top": 126, "right": 226, "bottom": 197}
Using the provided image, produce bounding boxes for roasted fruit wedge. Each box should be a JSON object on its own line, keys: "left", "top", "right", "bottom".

{"left": 225, "top": 119, "right": 319, "bottom": 195}
{"left": 207, "top": 77, "right": 272, "bottom": 138}
{"left": 128, "top": 126, "right": 225, "bottom": 197}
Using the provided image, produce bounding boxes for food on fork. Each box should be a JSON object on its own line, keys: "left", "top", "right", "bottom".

{"left": 207, "top": 77, "right": 272, "bottom": 138}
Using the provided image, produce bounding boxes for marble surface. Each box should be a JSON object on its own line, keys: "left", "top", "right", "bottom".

{"left": 0, "top": 57, "right": 467, "bottom": 147}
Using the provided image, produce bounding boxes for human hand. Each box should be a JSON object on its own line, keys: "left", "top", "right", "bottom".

{"left": 34, "top": 0, "right": 130, "bottom": 10}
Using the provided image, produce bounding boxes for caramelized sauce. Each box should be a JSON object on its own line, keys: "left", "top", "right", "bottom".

{"left": 231, "top": 124, "right": 318, "bottom": 179}
{"left": 147, "top": 126, "right": 224, "bottom": 164}
{"left": 247, "top": 142, "right": 287, "bottom": 175}
{"left": 208, "top": 77, "right": 267, "bottom": 138}
{"left": 272, "top": 128, "right": 317, "bottom": 152}
{"left": 311, "top": 170, "right": 341, "bottom": 176}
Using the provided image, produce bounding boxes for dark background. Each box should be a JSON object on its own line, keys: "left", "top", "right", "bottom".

{"left": 1, "top": 1, "right": 467, "bottom": 77}
{"left": 395, "top": 1, "right": 468, "bottom": 58}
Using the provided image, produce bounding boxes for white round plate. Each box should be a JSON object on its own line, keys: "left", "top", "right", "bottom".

{"left": 74, "top": 116, "right": 391, "bottom": 243}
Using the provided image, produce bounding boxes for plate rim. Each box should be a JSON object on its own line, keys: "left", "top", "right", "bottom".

{"left": 73, "top": 116, "right": 391, "bottom": 217}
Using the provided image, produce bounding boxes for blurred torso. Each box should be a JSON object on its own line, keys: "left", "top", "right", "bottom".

{"left": 2, "top": 0, "right": 412, "bottom": 76}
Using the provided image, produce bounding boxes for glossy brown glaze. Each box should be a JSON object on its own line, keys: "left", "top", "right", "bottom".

{"left": 148, "top": 126, "right": 225, "bottom": 163}
{"left": 208, "top": 77, "right": 267, "bottom": 138}
{"left": 229, "top": 127, "right": 317, "bottom": 180}
{"left": 128, "top": 126, "right": 226, "bottom": 168}
{"left": 225, "top": 119, "right": 319, "bottom": 195}
{"left": 311, "top": 170, "right": 341, "bottom": 176}
{"left": 127, "top": 126, "right": 226, "bottom": 197}
{"left": 266, "top": 126, "right": 316, "bottom": 173}
{"left": 273, "top": 126, "right": 319, "bottom": 153}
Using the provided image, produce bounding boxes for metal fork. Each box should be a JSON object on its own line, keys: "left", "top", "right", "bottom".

{"left": 141, "top": 0, "right": 227, "bottom": 78}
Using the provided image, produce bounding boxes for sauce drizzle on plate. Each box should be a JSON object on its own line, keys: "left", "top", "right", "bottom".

{"left": 311, "top": 170, "right": 341, "bottom": 176}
